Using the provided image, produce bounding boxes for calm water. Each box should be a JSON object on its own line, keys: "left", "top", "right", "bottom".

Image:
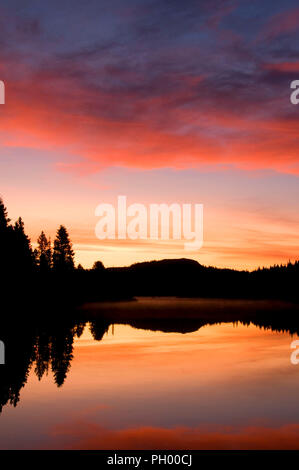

{"left": 1, "top": 298, "right": 299, "bottom": 449}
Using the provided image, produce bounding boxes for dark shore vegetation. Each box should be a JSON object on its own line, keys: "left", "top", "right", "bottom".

{"left": 0, "top": 197, "right": 298, "bottom": 307}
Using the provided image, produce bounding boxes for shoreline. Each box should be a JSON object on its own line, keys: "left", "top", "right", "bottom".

{"left": 79, "top": 296, "right": 299, "bottom": 321}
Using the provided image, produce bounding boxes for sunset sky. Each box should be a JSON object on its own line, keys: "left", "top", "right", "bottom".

{"left": 0, "top": 0, "right": 299, "bottom": 269}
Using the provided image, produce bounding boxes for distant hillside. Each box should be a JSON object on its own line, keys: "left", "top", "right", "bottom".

{"left": 105, "top": 258, "right": 299, "bottom": 301}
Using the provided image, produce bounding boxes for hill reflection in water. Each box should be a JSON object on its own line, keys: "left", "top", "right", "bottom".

{"left": 0, "top": 297, "right": 298, "bottom": 414}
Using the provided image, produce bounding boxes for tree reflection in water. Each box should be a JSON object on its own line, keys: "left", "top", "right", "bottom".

{"left": 0, "top": 301, "right": 299, "bottom": 414}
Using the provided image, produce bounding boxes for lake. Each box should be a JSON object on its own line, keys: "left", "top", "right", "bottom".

{"left": 0, "top": 298, "right": 299, "bottom": 449}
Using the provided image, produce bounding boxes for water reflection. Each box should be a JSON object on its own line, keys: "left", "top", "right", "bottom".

{"left": 0, "top": 297, "right": 298, "bottom": 415}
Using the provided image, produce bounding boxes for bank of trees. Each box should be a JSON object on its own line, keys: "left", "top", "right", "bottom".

{"left": 0, "top": 197, "right": 117, "bottom": 304}
{"left": 1, "top": 197, "right": 298, "bottom": 303}
{"left": 0, "top": 197, "right": 77, "bottom": 275}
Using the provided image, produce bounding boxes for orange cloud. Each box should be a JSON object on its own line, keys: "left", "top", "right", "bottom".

{"left": 49, "top": 421, "right": 299, "bottom": 450}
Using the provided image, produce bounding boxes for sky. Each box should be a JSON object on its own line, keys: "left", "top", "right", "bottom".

{"left": 0, "top": 0, "right": 299, "bottom": 269}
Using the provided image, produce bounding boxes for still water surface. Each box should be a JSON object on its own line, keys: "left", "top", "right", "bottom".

{"left": 0, "top": 299, "right": 299, "bottom": 449}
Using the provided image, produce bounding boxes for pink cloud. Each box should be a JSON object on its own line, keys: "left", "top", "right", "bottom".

{"left": 261, "top": 7, "right": 299, "bottom": 39}
{"left": 263, "top": 62, "right": 299, "bottom": 73}
{"left": 1, "top": 56, "right": 299, "bottom": 177}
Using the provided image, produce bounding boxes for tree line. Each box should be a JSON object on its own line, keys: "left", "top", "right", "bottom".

{"left": 0, "top": 197, "right": 104, "bottom": 275}
{"left": 1, "top": 197, "right": 298, "bottom": 303}
{"left": 0, "top": 197, "right": 113, "bottom": 306}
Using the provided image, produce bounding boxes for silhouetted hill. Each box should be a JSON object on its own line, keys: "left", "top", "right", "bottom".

{"left": 106, "top": 258, "right": 299, "bottom": 301}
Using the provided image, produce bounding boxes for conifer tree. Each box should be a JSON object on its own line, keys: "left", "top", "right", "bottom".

{"left": 53, "top": 225, "right": 74, "bottom": 272}
{"left": 0, "top": 198, "right": 10, "bottom": 231}
{"left": 36, "top": 231, "right": 52, "bottom": 271}
{"left": 0, "top": 198, "right": 13, "bottom": 275}
{"left": 13, "top": 217, "right": 35, "bottom": 272}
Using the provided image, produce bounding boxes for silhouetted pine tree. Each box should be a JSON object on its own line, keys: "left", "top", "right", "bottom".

{"left": 13, "top": 217, "right": 35, "bottom": 273}
{"left": 0, "top": 198, "right": 12, "bottom": 273}
{"left": 35, "top": 231, "right": 52, "bottom": 272}
{"left": 0, "top": 198, "right": 10, "bottom": 230}
{"left": 53, "top": 225, "right": 74, "bottom": 272}
{"left": 0, "top": 200, "right": 35, "bottom": 282}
